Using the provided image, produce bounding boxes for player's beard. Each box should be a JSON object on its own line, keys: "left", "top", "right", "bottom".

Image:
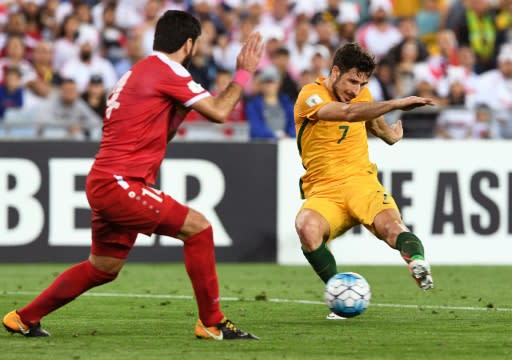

{"left": 182, "top": 45, "right": 195, "bottom": 68}
{"left": 182, "top": 52, "right": 193, "bottom": 68}
{"left": 331, "top": 74, "right": 343, "bottom": 102}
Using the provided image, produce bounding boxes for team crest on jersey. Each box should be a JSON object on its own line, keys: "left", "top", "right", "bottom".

{"left": 187, "top": 80, "right": 204, "bottom": 94}
{"left": 306, "top": 94, "right": 323, "bottom": 107}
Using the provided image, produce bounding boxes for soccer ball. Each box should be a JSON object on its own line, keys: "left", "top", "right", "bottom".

{"left": 324, "top": 272, "right": 371, "bottom": 318}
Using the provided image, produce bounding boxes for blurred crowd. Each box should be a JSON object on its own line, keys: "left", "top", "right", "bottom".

{"left": 1, "top": 0, "right": 512, "bottom": 141}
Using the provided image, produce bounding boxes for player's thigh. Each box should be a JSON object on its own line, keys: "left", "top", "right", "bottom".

{"left": 300, "top": 197, "right": 356, "bottom": 242}
{"left": 88, "top": 175, "right": 189, "bottom": 251}
{"left": 345, "top": 176, "right": 400, "bottom": 234}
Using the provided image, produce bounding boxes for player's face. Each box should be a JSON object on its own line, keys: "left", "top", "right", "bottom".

{"left": 182, "top": 38, "right": 197, "bottom": 68}
{"left": 331, "top": 67, "right": 369, "bottom": 103}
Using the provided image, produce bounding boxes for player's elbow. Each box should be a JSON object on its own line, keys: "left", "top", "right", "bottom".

{"left": 207, "top": 110, "right": 229, "bottom": 124}
{"left": 333, "top": 103, "right": 359, "bottom": 122}
{"left": 343, "top": 110, "right": 360, "bottom": 122}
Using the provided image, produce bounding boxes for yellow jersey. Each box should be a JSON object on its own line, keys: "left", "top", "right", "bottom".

{"left": 294, "top": 77, "right": 374, "bottom": 199}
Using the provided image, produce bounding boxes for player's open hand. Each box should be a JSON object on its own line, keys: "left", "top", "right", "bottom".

{"left": 236, "top": 32, "right": 264, "bottom": 73}
{"left": 398, "top": 96, "right": 435, "bottom": 111}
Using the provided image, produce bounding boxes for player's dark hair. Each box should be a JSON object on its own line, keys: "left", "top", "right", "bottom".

{"left": 331, "top": 43, "right": 376, "bottom": 77}
{"left": 153, "top": 10, "right": 201, "bottom": 53}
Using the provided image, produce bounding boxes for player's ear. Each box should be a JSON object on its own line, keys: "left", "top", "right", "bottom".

{"left": 329, "top": 65, "right": 339, "bottom": 79}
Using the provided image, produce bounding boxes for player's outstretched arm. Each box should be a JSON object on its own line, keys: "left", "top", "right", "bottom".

{"left": 191, "top": 33, "right": 264, "bottom": 123}
{"left": 315, "top": 96, "right": 435, "bottom": 122}
{"left": 366, "top": 116, "right": 403, "bottom": 145}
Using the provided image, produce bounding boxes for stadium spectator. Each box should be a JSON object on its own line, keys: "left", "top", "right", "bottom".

{"left": 81, "top": 74, "right": 107, "bottom": 119}
{"left": 368, "top": 58, "right": 396, "bottom": 101}
{"left": 256, "top": 23, "right": 286, "bottom": 69}
{"left": 213, "top": 15, "right": 256, "bottom": 73}
{"left": 472, "top": 103, "right": 495, "bottom": 139}
{"left": 415, "top": 0, "right": 443, "bottom": 44}
{"left": 114, "top": 32, "right": 145, "bottom": 77}
{"left": 0, "top": 0, "right": 508, "bottom": 142}
{"left": 59, "top": 31, "right": 118, "bottom": 93}
{"left": 436, "top": 46, "right": 480, "bottom": 107}
{"left": 426, "top": 29, "right": 460, "bottom": 83}
{"left": 2, "top": 10, "right": 262, "bottom": 340}
{"left": 392, "top": 0, "right": 422, "bottom": 18}
{"left": 310, "top": 0, "right": 342, "bottom": 34}
{"left": 475, "top": 44, "right": 512, "bottom": 138}
{"left": 28, "top": 40, "right": 55, "bottom": 99}
{"left": 310, "top": 13, "right": 338, "bottom": 53}
{"left": 188, "top": 26, "right": 218, "bottom": 91}
{"left": 350, "top": 0, "right": 371, "bottom": 24}
{"left": 496, "top": 0, "right": 512, "bottom": 42}
{"left": 0, "top": 66, "right": 24, "bottom": 119}
{"left": 134, "top": 0, "right": 164, "bottom": 56}
{"left": 38, "top": 0, "right": 60, "bottom": 41}
{"left": 385, "top": 16, "right": 429, "bottom": 67}
{"left": 356, "top": 0, "right": 402, "bottom": 60}
{"left": 162, "top": 0, "right": 188, "bottom": 12}
{"left": 217, "top": 0, "right": 239, "bottom": 35}
{"left": 443, "top": 75, "right": 467, "bottom": 106}
{"left": 269, "top": 47, "right": 299, "bottom": 101}
{"left": 1, "top": 11, "right": 39, "bottom": 56}
{"left": 453, "top": 0, "right": 505, "bottom": 73}
{"left": 260, "top": 0, "right": 295, "bottom": 42}
{"left": 190, "top": 0, "right": 221, "bottom": 27}
{"left": 309, "top": 44, "right": 331, "bottom": 78}
{"left": 394, "top": 39, "right": 423, "bottom": 97}
{"left": 99, "top": 3, "right": 127, "bottom": 65}
{"left": 336, "top": 2, "right": 361, "bottom": 46}
{"left": 0, "top": 35, "right": 38, "bottom": 93}
{"left": 114, "top": 0, "right": 147, "bottom": 31}
{"left": 411, "top": 64, "right": 443, "bottom": 104}
{"left": 18, "top": 0, "right": 43, "bottom": 47}
{"left": 297, "top": 68, "right": 314, "bottom": 89}
{"left": 245, "top": 65, "right": 295, "bottom": 140}
{"left": 35, "top": 78, "right": 102, "bottom": 139}
{"left": 286, "top": 18, "right": 316, "bottom": 74}
{"left": 435, "top": 100, "right": 476, "bottom": 139}
{"left": 52, "top": 14, "right": 80, "bottom": 71}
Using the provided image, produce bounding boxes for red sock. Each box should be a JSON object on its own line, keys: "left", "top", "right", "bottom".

{"left": 18, "top": 260, "right": 117, "bottom": 324}
{"left": 183, "top": 226, "right": 224, "bottom": 326}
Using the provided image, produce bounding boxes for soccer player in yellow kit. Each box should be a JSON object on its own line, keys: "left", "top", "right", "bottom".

{"left": 294, "top": 43, "right": 435, "bottom": 319}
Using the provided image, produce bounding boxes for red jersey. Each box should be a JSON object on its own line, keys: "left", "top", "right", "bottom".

{"left": 92, "top": 52, "right": 211, "bottom": 184}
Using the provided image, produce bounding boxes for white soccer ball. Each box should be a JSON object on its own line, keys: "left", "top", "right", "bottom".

{"left": 324, "top": 272, "right": 371, "bottom": 318}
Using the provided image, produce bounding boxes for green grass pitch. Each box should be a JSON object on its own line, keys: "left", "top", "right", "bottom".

{"left": 1, "top": 263, "right": 511, "bottom": 360}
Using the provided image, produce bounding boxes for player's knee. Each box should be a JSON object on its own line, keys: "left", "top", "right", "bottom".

{"left": 181, "top": 209, "right": 211, "bottom": 238}
{"left": 89, "top": 255, "right": 124, "bottom": 276}
{"left": 380, "top": 221, "right": 407, "bottom": 248}
{"left": 296, "top": 217, "right": 324, "bottom": 251}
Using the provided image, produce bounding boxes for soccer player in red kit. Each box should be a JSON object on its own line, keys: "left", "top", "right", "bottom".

{"left": 3, "top": 10, "right": 263, "bottom": 340}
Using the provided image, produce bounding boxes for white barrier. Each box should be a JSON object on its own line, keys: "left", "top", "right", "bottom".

{"left": 278, "top": 139, "right": 512, "bottom": 265}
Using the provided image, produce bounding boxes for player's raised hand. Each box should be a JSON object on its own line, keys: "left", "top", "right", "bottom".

{"left": 397, "top": 96, "right": 435, "bottom": 111}
{"left": 236, "top": 32, "right": 264, "bottom": 73}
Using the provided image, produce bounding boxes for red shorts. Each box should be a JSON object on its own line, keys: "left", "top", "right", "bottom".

{"left": 85, "top": 169, "right": 189, "bottom": 259}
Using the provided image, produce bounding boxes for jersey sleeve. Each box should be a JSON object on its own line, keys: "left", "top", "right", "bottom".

{"left": 295, "top": 84, "right": 332, "bottom": 120}
{"left": 350, "top": 86, "right": 373, "bottom": 104}
{"left": 157, "top": 69, "right": 211, "bottom": 107}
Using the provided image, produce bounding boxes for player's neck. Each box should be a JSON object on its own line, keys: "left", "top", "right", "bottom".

{"left": 166, "top": 52, "right": 185, "bottom": 64}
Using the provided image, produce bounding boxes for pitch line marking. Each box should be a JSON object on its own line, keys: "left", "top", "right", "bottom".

{"left": 2, "top": 291, "right": 511, "bottom": 313}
